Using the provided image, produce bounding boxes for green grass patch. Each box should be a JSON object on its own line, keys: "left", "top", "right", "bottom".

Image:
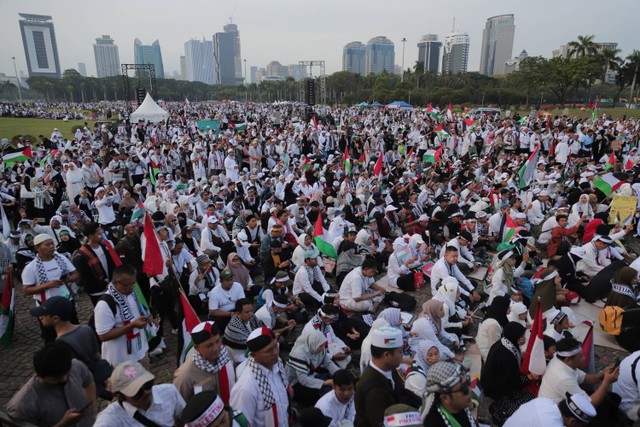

{"left": 528, "top": 107, "right": 636, "bottom": 120}
{"left": 0, "top": 117, "right": 100, "bottom": 141}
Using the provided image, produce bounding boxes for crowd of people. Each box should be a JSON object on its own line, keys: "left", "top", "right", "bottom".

{"left": 1, "top": 99, "right": 640, "bottom": 427}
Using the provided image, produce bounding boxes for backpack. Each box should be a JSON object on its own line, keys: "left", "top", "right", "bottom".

{"left": 599, "top": 305, "right": 624, "bottom": 335}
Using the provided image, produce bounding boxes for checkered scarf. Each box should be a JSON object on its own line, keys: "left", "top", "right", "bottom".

{"left": 34, "top": 253, "right": 69, "bottom": 285}
{"left": 193, "top": 346, "right": 231, "bottom": 373}
{"left": 247, "top": 356, "right": 288, "bottom": 410}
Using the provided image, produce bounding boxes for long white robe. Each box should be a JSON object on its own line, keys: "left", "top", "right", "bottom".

{"left": 65, "top": 166, "right": 84, "bottom": 202}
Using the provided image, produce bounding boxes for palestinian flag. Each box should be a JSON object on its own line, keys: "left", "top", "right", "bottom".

{"left": 446, "top": 103, "right": 454, "bottom": 121}
{"left": 464, "top": 119, "right": 477, "bottom": 129}
{"left": 591, "top": 99, "right": 599, "bottom": 122}
{"left": 313, "top": 213, "right": 337, "bottom": 260}
{"left": 593, "top": 173, "right": 623, "bottom": 197}
{"left": 39, "top": 149, "right": 59, "bottom": 166}
{"left": 300, "top": 157, "right": 312, "bottom": 171}
{"left": 425, "top": 103, "right": 439, "bottom": 117}
{"left": 141, "top": 212, "right": 166, "bottom": 276}
{"left": 434, "top": 123, "right": 449, "bottom": 137}
{"left": 373, "top": 154, "right": 383, "bottom": 176}
{"left": 503, "top": 215, "right": 518, "bottom": 243}
{"left": 130, "top": 198, "right": 145, "bottom": 224}
{"left": 581, "top": 321, "right": 596, "bottom": 375}
{"left": 517, "top": 117, "right": 526, "bottom": 124}
{"left": 148, "top": 161, "right": 160, "bottom": 187}
{"left": 423, "top": 146, "right": 443, "bottom": 164}
{"left": 0, "top": 272, "right": 14, "bottom": 349}
{"left": 178, "top": 291, "right": 201, "bottom": 366}
{"left": 311, "top": 116, "right": 318, "bottom": 131}
{"left": 356, "top": 152, "right": 366, "bottom": 166}
{"left": 625, "top": 158, "right": 635, "bottom": 170}
{"left": 134, "top": 282, "right": 156, "bottom": 342}
{"left": 2, "top": 146, "right": 32, "bottom": 165}
{"left": 605, "top": 152, "right": 615, "bottom": 170}
{"left": 405, "top": 145, "right": 415, "bottom": 162}
{"left": 229, "top": 120, "right": 247, "bottom": 131}
{"left": 344, "top": 145, "right": 351, "bottom": 175}
{"left": 518, "top": 146, "right": 540, "bottom": 189}
{"left": 520, "top": 300, "right": 546, "bottom": 378}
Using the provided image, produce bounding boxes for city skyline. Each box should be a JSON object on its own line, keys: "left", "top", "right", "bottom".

{"left": 2, "top": 0, "right": 638, "bottom": 81}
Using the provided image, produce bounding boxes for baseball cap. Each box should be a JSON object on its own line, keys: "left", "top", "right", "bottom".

{"left": 29, "top": 296, "right": 72, "bottom": 320}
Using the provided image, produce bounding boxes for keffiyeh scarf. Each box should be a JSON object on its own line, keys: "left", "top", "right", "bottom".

{"left": 247, "top": 356, "right": 288, "bottom": 410}
{"left": 193, "top": 346, "right": 231, "bottom": 373}
{"left": 35, "top": 253, "right": 69, "bottom": 285}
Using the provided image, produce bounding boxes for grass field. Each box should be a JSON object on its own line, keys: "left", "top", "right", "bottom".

{"left": 0, "top": 117, "right": 102, "bottom": 140}
{"left": 542, "top": 107, "right": 637, "bottom": 120}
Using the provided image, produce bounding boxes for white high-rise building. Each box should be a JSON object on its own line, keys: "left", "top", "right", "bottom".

{"left": 18, "top": 13, "right": 61, "bottom": 79}
{"left": 479, "top": 14, "right": 515, "bottom": 76}
{"left": 93, "top": 35, "right": 120, "bottom": 78}
{"left": 442, "top": 32, "right": 470, "bottom": 74}
{"left": 184, "top": 38, "right": 215, "bottom": 84}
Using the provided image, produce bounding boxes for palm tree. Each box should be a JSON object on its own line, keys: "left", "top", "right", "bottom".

{"left": 599, "top": 48, "right": 623, "bottom": 83}
{"left": 627, "top": 50, "right": 640, "bottom": 102}
{"left": 568, "top": 34, "right": 597, "bottom": 58}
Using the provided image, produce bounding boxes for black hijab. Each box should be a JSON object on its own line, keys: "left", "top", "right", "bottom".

{"left": 485, "top": 295, "right": 511, "bottom": 327}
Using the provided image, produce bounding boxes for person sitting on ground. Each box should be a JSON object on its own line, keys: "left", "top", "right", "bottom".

{"left": 503, "top": 393, "right": 597, "bottom": 427}
{"left": 338, "top": 257, "right": 385, "bottom": 313}
{"left": 612, "top": 349, "right": 640, "bottom": 422}
{"left": 434, "top": 277, "right": 473, "bottom": 338}
{"left": 6, "top": 341, "right": 97, "bottom": 427}
{"left": 94, "top": 361, "right": 186, "bottom": 427}
{"left": 420, "top": 360, "right": 478, "bottom": 426}
{"left": 173, "top": 321, "right": 236, "bottom": 404}
{"left": 529, "top": 268, "right": 567, "bottom": 319}
{"left": 286, "top": 329, "right": 338, "bottom": 406}
{"left": 261, "top": 238, "right": 292, "bottom": 285}
{"left": 481, "top": 322, "right": 537, "bottom": 425}
{"left": 405, "top": 339, "right": 441, "bottom": 398}
{"left": 223, "top": 298, "right": 262, "bottom": 364}
{"left": 188, "top": 254, "right": 219, "bottom": 314}
{"left": 255, "top": 294, "right": 297, "bottom": 337}
{"left": 314, "top": 369, "right": 356, "bottom": 427}
{"left": 604, "top": 266, "right": 640, "bottom": 352}
{"left": 411, "top": 300, "right": 462, "bottom": 361}
{"left": 293, "top": 250, "right": 332, "bottom": 310}
{"left": 489, "top": 249, "right": 527, "bottom": 304}
{"left": 208, "top": 269, "right": 246, "bottom": 332}
{"left": 476, "top": 295, "right": 511, "bottom": 361}
{"left": 303, "top": 304, "right": 353, "bottom": 370}
{"left": 538, "top": 336, "right": 619, "bottom": 410}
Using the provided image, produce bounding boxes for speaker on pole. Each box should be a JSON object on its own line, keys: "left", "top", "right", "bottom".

{"left": 304, "top": 78, "right": 316, "bottom": 106}
{"left": 136, "top": 87, "right": 146, "bottom": 105}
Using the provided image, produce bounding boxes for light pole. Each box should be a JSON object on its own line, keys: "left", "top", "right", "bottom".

{"left": 401, "top": 38, "right": 407, "bottom": 83}
{"left": 11, "top": 56, "right": 22, "bottom": 102}
{"left": 244, "top": 58, "right": 247, "bottom": 85}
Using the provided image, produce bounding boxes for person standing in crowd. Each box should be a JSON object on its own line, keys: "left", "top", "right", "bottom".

{"left": 354, "top": 326, "right": 406, "bottom": 427}
{"left": 72, "top": 222, "right": 117, "bottom": 305}
{"left": 173, "top": 321, "right": 236, "bottom": 404}
{"left": 230, "top": 327, "right": 290, "bottom": 427}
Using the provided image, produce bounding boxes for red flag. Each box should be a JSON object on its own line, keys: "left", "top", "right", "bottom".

{"left": 521, "top": 300, "right": 547, "bottom": 377}
{"left": 178, "top": 291, "right": 201, "bottom": 365}
{"left": 588, "top": 101, "right": 594, "bottom": 109}
{"left": 505, "top": 215, "right": 517, "bottom": 229}
{"left": 373, "top": 155, "right": 383, "bottom": 176}
{"left": 607, "top": 152, "right": 615, "bottom": 169}
{"left": 406, "top": 145, "right": 415, "bottom": 161}
{"left": 102, "top": 233, "right": 123, "bottom": 267}
{"left": 434, "top": 145, "right": 443, "bottom": 163}
{"left": 581, "top": 321, "right": 596, "bottom": 374}
{"left": 626, "top": 159, "right": 634, "bottom": 170}
{"left": 142, "top": 212, "right": 164, "bottom": 276}
{"left": 311, "top": 116, "right": 318, "bottom": 131}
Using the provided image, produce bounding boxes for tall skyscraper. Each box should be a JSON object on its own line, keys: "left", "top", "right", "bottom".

{"left": 213, "top": 22, "right": 242, "bottom": 86}
{"left": 479, "top": 14, "right": 515, "bottom": 76}
{"left": 417, "top": 34, "right": 442, "bottom": 74}
{"left": 250, "top": 66, "right": 257, "bottom": 84}
{"left": 442, "top": 32, "right": 470, "bottom": 74}
{"left": 93, "top": 35, "right": 120, "bottom": 78}
{"left": 180, "top": 56, "right": 186, "bottom": 80}
{"left": 77, "top": 62, "right": 87, "bottom": 76}
{"left": 365, "top": 36, "right": 394, "bottom": 75}
{"left": 134, "top": 39, "right": 164, "bottom": 78}
{"left": 184, "top": 38, "right": 215, "bottom": 84}
{"left": 18, "top": 13, "right": 61, "bottom": 79}
{"left": 342, "top": 41, "right": 366, "bottom": 75}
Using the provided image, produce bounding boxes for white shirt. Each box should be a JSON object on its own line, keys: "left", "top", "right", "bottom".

{"left": 503, "top": 397, "right": 564, "bottom": 427}
{"left": 94, "top": 290, "right": 149, "bottom": 366}
{"left": 95, "top": 196, "right": 116, "bottom": 225}
{"left": 315, "top": 391, "right": 355, "bottom": 427}
{"left": 577, "top": 242, "right": 612, "bottom": 278}
{"left": 613, "top": 351, "right": 640, "bottom": 417}
{"left": 22, "top": 255, "right": 77, "bottom": 303}
{"left": 430, "top": 258, "right": 473, "bottom": 296}
{"left": 208, "top": 282, "right": 245, "bottom": 312}
{"left": 230, "top": 360, "right": 289, "bottom": 427}
{"left": 93, "top": 384, "right": 185, "bottom": 427}
{"left": 538, "top": 356, "right": 588, "bottom": 403}
{"left": 338, "top": 267, "right": 373, "bottom": 306}
{"left": 293, "top": 266, "right": 330, "bottom": 303}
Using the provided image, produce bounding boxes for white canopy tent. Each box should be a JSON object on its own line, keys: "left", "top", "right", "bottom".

{"left": 130, "top": 93, "right": 169, "bottom": 123}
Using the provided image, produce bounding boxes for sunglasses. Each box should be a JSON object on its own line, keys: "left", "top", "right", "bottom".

{"left": 132, "top": 380, "right": 154, "bottom": 399}
{"left": 449, "top": 380, "right": 471, "bottom": 396}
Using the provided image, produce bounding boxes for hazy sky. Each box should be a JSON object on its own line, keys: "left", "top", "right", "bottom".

{"left": 1, "top": 0, "right": 639, "bottom": 80}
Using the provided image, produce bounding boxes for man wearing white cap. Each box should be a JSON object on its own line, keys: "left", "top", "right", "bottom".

{"left": 94, "top": 361, "right": 186, "bottom": 426}
{"left": 200, "top": 216, "right": 224, "bottom": 255}
{"left": 230, "top": 326, "right": 290, "bottom": 427}
{"left": 354, "top": 326, "right": 406, "bottom": 427}
{"left": 224, "top": 149, "right": 239, "bottom": 182}
{"left": 539, "top": 336, "right": 619, "bottom": 407}
{"left": 173, "top": 321, "right": 236, "bottom": 404}
{"left": 22, "top": 233, "right": 79, "bottom": 342}
{"left": 503, "top": 393, "right": 596, "bottom": 427}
